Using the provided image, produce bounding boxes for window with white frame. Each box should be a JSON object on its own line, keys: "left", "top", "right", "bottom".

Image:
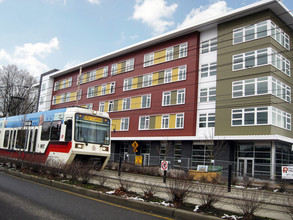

{"left": 272, "top": 107, "right": 291, "bottom": 130}
{"left": 200, "top": 62, "right": 217, "bottom": 78}
{"left": 61, "top": 94, "right": 65, "bottom": 103}
{"left": 87, "top": 87, "right": 95, "bottom": 98}
{"left": 101, "top": 84, "right": 107, "bottom": 95}
{"left": 85, "top": 103, "right": 93, "bottom": 110}
{"left": 89, "top": 70, "right": 96, "bottom": 81}
{"left": 199, "top": 113, "right": 215, "bottom": 128}
{"left": 178, "top": 65, "right": 186, "bottom": 80}
{"left": 52, "top": 96, "right": 57, "bottom": 105}
{"left": 99, "top": 102, "right": 105, "bottom": 112}
{"left": 179, "top": 42, "right": 188, "bottom": 58}
{"left": 233, "top": 20, "right": 290, "bottom": 50}
{"left": 199, "top": 87, "right": 216, "bottom": 102}
{"left": 120, "top": 118, "right": 129, "bottom": 131}
{"left": 111, "top": 63, "right": 117, "bottom": 75}
{"left": 65, "top": 92, "right": 70, "bottom": 102}
{"left": 176, "top": 113, "right": 184, "bottom": 128}
{"left": 272, "top": 78, "right": 291, "bottom": 102}
{"left": 177, "top": 89, "right": 185, "bottom": 104}
{"left": 143, "top": 74, "right": 152, "bottom": 87}
{"left": 108, "top": 101, "right": 114, "bottom": 112}
{"left": 201, "top": 38, "right": 217, "bottom": 54}
{"left": 144, "top": 53, "right": 154, "bottom": 67}
{"left": 110, "top": 82, "right": 115, "bottom": 94}
{"left": 233, "top": 47, "right": 290, "bottom": 76}
{"left": 122, "top": 98, "right": 131, "bottom": 110}
{"left": 162, "top": 91, "right": 171, "bottom": 106}
{"left": 139, "top": 116, "right": 150, "bottom": 130}
{"left": 77, "top": 89, "right": 82, "bottom": 100}
{"left": 141, "top": 94, "right": 151, "bottom": 108}
{"left": 54, "top": 81, "right": 60, "bottom": 91}
{"left": 126, "top": 59, "right": 134, "bottom": 72}
{"left": 161, "top": 115, "right": 169, "bottom": 129}
{"left": 166, "top": 47, "right": 173, "bottom": 61}
{"left": 123, "top": 78, "right": 132, "bottom": 91}
{"left": 164, "top": 69, "right": 172, "bottom": 83}
{"left": 68, "top": 78, "right": 72, "bottom": 87}
{"left": 61, "top": 79, "right": 66, "bottom": 89}
{"left": 103, "top": 67, "right": 108, "bottom": 78}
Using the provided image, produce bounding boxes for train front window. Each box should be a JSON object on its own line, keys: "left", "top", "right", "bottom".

{"left": 75, "top": 114, "right": 110, "bottom": 145}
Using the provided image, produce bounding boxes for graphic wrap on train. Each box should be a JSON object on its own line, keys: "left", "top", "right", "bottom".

{"left": 0, "top": 107, "right": 111, "bottom": 170}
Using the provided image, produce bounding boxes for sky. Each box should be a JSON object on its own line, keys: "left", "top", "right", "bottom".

{"left": 0, "top": 0, "right": 292, "bottom": 79}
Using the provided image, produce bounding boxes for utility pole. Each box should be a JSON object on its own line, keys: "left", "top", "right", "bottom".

{"left": 76, "top": 67, "right": 82, "bottom": 106}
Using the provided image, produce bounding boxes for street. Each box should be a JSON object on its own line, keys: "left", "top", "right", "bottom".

{"left": 0, "top": 172, "right": 172, "bottom": 220}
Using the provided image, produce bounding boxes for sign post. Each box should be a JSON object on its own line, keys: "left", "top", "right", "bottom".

{"left": 161, "top": 161, "right": 168, "bottom": 183}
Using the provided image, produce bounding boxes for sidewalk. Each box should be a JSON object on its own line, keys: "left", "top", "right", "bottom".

{"left": 93, "top": 169, "right": 291, "bottom": 220}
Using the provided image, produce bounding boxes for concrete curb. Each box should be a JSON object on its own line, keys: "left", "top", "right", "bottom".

{"left": 0, "top": 168, "right": 220, "bottom": 220}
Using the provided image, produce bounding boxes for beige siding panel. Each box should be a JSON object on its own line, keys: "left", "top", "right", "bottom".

{"left": 152, "top": 72, "right": 159, "bottom": 85}
{"left": 121, "top": 61, "right": 126, "bottom": 73}
{"left": 117, "top": 99, "right": 123, "bottom": 111}
{"left": 158, "top": 71, "right": 164, "bottom": 84}
{"left": 137, "top": 76, "right": 143, "bottom": 88}
{"left": 172, "top": 67, "right": 179, "bottom": 82}
{"left": 149, "top": 116, "right": 156, "bottom": 129}
{"left": 173, "top": 45, "right": 180, "bottom": 60}
{"left": 97, "top": 85, "right": 102, "bottom": 96}
{"left": 171, "top": 91, "right": 177, "bottom": 105}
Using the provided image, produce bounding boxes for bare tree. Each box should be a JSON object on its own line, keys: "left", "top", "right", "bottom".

{"left": 0, "top": 64, "right": 37, "bottom": 117}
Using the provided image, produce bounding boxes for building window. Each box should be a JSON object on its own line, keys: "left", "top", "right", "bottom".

{"left": 101, "top": 84, "right": 107, "bottom": 95}
{"left": 164, "top": 69, "right": 172, "bottom": 83}
{"left": 200, "top": 62, "right": 217, "bottom": 78}
{"left": 110, "top": 82, "right": 115, "bottom": 94}
{"left": 232, "top": 76, "right": 291, "bottom": 102}
{"left": 176, "top": 113, "right": 184, "bottom": 128}
{"left": 233, "top": 20, "right": 290, "bottom": 50}
{"left": 139, "top": 116, "right": 150, "bottom": 130}
{"left": 143, "top": 74, "right": 152, "bottom": 87}
{"left": 144, "top": 53, "right": 154, "bottom": 67}
{"left": 123, "top": 78, "right": 132, "bottom": 91}
{"left": 87, "top": 87, "right": 95, "bottom": 98}
{"left": 272, "top": 107, "right": 291, "bottom": 130}
{"left": 52, "top": 96, "right": 57, "bottom": 105}
{"left": 108, "top": 101, "right": 114, "bottom": 112}
{"left": 179, "top": 42, "right": 188, "bottom": 58}
{"left": 199, "top": 87, "right": 216, "bottom": 102}
{"left": 162, "top": 115, "right": 169, "bottom": 129}
{"left": 166, "top": 47, "right": 173, "bottom": 61}
{"left": 99, "top": 102, "right": 105, "bottom": 112}
{"left": 199, "top": 113, "right": 215, "bottom": 128}
{"left": 201, "top": 38, "right": 217, "bottom": 54}
{"left": 111, "top": 63, "right": 117, "bottom": 75}
{"left": 89, "top": 70, "right": 96, "bottom": 81}
{"left": 162, "top": 91, "right": 171, "bottom": 106}
{"left": 103, "top": 67, "right": 108, "bottom": 78}
{"left": 178, "top": 65, "right": 186, "bottom": 80}
{"left": 141, "top": 94, "right": 151, "bottom": 108}
{"left": 61, "top": 94, "right": 65, "bottom": 103}
{"left": 126, "top": 59, "right": 134, "bottom": 72}
{"left": 177, "top": 89, "right": 185, "bottom": 104}
{"left": 233, "top": 47, "right": 290, "bottom": 76}
{"left": 122, "top": 98, "right": 131, "bottom": 110}
{"left": 121, "top": 118, "right": 129, "bottom": 131}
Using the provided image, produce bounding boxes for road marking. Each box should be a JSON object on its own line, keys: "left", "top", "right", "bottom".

{"left": 8, "top": 173, "right": 174, "bottom": 220}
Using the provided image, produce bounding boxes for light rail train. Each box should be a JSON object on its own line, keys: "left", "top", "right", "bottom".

{"left": 0, "top": 107, "right": 111, "bottom": 170}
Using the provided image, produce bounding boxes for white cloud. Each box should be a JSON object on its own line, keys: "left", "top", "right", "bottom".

{"left": 178, "top": 1, "right": 232, "bottom": 29}
{"left": 0, "top": 38, "right": 59, "bottom": 77}
{"left": 88, "top": 0, "right": 102, "bottom": 5}
{"left": 132, "top": 0, "right": 178, "bottom": 35}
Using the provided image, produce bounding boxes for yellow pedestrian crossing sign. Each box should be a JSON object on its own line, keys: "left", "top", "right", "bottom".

{"left": 132, "top": 141, "right": 139, "bottom": 153}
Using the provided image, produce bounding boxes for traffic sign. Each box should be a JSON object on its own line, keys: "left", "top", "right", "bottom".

{"left": 132, "top": 141, "right": 139, "bottom": 153}
{"left": 135, "top": 156, "right": 142, "bottom": 166}
{"left": 161, "top": 161, "right": 168, "bottom": 171}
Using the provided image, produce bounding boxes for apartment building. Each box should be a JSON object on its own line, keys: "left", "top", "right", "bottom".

{"left": 37, "top": 0, "right": 293, "bottom": 179}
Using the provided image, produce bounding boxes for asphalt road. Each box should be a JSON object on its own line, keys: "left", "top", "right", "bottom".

{"left": 0, "top": 172, "right": 172, "bottom": 220}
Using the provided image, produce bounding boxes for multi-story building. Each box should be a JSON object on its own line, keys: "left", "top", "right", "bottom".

{"left": 37, "top": 0, "right": 293, "bottom": 180}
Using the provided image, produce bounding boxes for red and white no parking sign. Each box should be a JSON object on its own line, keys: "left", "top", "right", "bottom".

{"left": 161, "top": 161, "right": 168, "bottom": 171}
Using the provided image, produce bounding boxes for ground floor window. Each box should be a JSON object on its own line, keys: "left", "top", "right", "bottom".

{"left": 191, "top": 145, "right": 212, "bottom": 169}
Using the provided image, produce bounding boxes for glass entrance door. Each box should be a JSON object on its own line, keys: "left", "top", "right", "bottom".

{"left": 237, "top": 158, "right": 254, "bottom": 177}
{"left": 143, "top": 153, "right": 150, "bottom": 166}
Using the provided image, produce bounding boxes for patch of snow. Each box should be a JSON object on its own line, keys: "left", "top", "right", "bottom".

{"left": 106, "top": 190, "right": 115, "bottom": 194}
{"left": 194, "top": 205, "right": 200, "bottom": 212}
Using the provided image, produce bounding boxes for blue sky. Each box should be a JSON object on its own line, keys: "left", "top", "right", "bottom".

{"left": 0, "top": 0, "right": 292, "bottom": 79}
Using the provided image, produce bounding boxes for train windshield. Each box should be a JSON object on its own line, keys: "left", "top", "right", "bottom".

{"left": 75, "top": 114, "right": 110, "bottom": 145}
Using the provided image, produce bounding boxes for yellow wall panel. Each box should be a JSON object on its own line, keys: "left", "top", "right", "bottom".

{"left": 104, "top": 102, "right": 109, "bottom": 112}
{"left": 97, "top": 85, "right": 101, "bottom": 96}
{"left": 169, "top": 114, "right": 176, "bottom": 129}
{"left": 56, "top": 95, "right": 61, "bottom": 104}
{"left": 106, "top": 83, "right": 110, "bottom": 94}
{"left": 152, "top": 72, "right": 158, "bottom": 85}
{"left": 112, "top": 119, "right": 121, "bottom": 131}
{"left": 154, "top": 49, "right": 166, "bottom": 64}
{"left": 96, "top": 68, "right": 103, "bottom": 80}
{"left": 172, "top": 68, "right": 179, "bottom": 82}
{"left": 155, "top": 115, "right": 162, "bottom": 129}
{"left": 132, "top": 77, "right": 138, "bottom": 89}
{"left": 83, "top": 73, "right": 88, "bottom": 83}
{"left": 131, "top": 96, "right": 141, "bottom": 110}
{"left": 70, "top": 92, "right": 76, "bottom": 101}
{"left": 117, "top": 99, "right": 123, "bottom": 111}
{"left": 117, "top": 62, "right": 122, "bottom": 74}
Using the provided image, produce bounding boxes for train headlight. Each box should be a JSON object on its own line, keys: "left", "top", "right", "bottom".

{"left": 102, "top": 146, "right": 109, "bottom": 152}
{"left": 75, "top": 144, "right": 84, "bottom": 149}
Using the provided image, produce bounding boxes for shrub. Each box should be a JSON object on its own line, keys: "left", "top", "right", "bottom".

{"left": 140, "top": 180, "right": 158, "bottom": 199}
{"left": 166, "top": 177, "right": 192, "bottom": 207}
{"left": 196, "top": 183, "right": 224, "bottom": 211}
